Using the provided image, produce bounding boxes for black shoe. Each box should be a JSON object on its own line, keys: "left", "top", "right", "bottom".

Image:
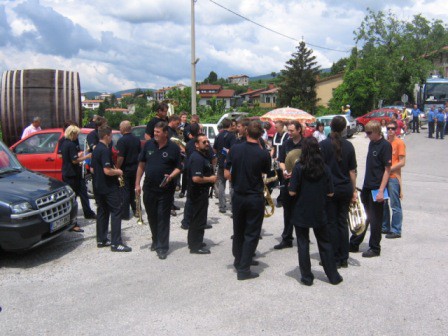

{"left": 150, "top": 243, "right": 156, "bottom": 251}
{"left": 275, "top": 201, "right": 283, "bottom": 208}
{"left": 205, "top": 224, "right": 212, "bottom": 229}
{"left": 339, "top": 260, "right": 348, "bottom": 268}
{"left": 180, "top": 224, "right": 189, "bottom": 230}
{"left": 157, "top": 251, "right": 167, "bottom": 260}
{"left": 84, "top": 213, "right": 97, "bottom": 219}
{"left": 319, "top": 260, "right": 341, "bottom": 269}
{"left": 111, "top": 244, "right": 132, "bottom": 252}
{"left": 330, "top": 275, "right": 343, "bottom": 285}
{"left": 170, "top": 210, "right": 177, "bottom": 216}
{"left": 178, "top": 192, "right": 185, "bottom": 198}
{"left": 381, "top": 230, "right": 390, "bottom": 234}
{"left": 97, "top": 240, "right": 111, "bottom": 248}
{"left": 362, "top": 249, "right": 380, "bottom": 258}
{"left": 219, "top": 209, "right": 226, "bottom": 214}
{"left": 251, "top": 260, "right": 259, "bottom": 266}
{"left": 190, "top": 248, "right": 211, "bottom": 254}
{"left": 349, "top": 245, "right": 359, "bottom": 253}
{"left": 172, "top": 204, "right": 180, "bottom": 211}
{"left": 237, "top": 272, "right": 259, "bottom": 281}
{"left": 300, "top": 278, "right": 314, "bottom": 286}
{"left": 274, "top": 240, "right": 293, "bottom": 250}
{"left": 385, "top": 233, "right": 401, "bottom": 239}
{"left": 200, "top": 242, "right": 207, "bottom": 248}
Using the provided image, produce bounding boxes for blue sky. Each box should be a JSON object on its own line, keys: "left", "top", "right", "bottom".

{"left": 0, "top": 0, "right": 446, "bottom": 92}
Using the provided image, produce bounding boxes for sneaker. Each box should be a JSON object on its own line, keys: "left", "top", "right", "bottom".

{"left": 111, "top": 244, "right": 132, "bottom": 252}
{"left": 385, "top": 233, "right": 401, "bottom": 239}
{"left": 362, "top": 249, "right": 380, "bottom": 258}
{"left": 97, "top": 240, "right": 111, "bottom": 248}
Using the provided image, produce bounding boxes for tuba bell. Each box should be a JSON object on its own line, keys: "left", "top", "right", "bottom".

{"left": 348, "top": 188, "right": 367, "bottom": 235}
{"left": 263, "top": 168, "right": 278, "bottom": 218}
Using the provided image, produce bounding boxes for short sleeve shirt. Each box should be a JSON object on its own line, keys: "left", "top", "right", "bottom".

{"left": 61, "top": 139, "right": 80, "bottom": 178}
{"left": 188, "top": 151, "right": 214, "bottom": 195}
{"left": 363, "top": 137, "right": 392, "bottom": 189}
{"left": 138, "top": 139, "right": 182, "bottom": 192}
{"left": 86, "top": 130, "right": 99, "bottom": 152}
{"left": 116, "top": 133, "right": 141, "bottom": 172}
{"left": 389, "top": 137, "right": 406, "bottom": 179}
{"left": 91, "top": 142, "right": 118, "bottom": 194}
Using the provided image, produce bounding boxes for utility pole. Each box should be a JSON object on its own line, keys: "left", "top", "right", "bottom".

{"left": 191, "top": 0, "right": 198, "bottom": 115}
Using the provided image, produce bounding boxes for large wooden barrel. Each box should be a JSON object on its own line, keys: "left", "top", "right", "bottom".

{"left": 1, "top": 69, "right": 82, "bottom": 146}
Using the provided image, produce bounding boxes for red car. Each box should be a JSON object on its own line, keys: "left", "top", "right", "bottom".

{"left": 355, "top": 108, "right": 398, "bottom": 132}
{"left": 10, "top": 128, "right": 122, "bottom": 181}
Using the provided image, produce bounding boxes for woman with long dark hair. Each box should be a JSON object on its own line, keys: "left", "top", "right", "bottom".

{"left": 320, "top": 116, "right": 357, "bottom": 268}
{"left": 289, "top": 137, "right": 342, "bottom": 286}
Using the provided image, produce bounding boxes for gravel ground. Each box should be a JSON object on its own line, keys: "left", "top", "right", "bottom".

{"left": 1, "top": 131, "right": 447, "bottom": 335}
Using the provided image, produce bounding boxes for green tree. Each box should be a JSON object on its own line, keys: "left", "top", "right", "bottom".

{"left": 205, "top": 71, "right": 218, "bottom": 84}
{"left": 277, "top": 41, "right": 321, "bottom": 113}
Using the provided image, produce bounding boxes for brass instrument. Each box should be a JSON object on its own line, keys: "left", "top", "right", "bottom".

{"left": 113, "top": 165, "right": 125, "bottom": 188}
{"left": 348, "top": 188, "right": 367, "bottom": 235}
{"left": 263, "top": 169, "right": 278, "bottom": 218}
{"left": 285, "top": 149, "right": 302, "bottom": 174}
{"left": 135, "top": 193, "right": 144, "bottom": 225}
{"left": 170, "top": 137, "right": 186, "bottom": 154}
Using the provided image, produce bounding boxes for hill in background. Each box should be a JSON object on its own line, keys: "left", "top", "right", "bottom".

{"left": 82, "top": 88, "right": 153, "bottom": 99}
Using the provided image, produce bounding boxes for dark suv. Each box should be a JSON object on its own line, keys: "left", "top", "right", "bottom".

{"left": 0, "top": 140, "right": 77, "bottom": 252}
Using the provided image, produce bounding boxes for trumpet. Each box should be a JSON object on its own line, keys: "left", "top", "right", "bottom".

{"left": 263, "top": 170, "right": 278, "bottom": 218}
{"left": 135, "top": 193, "right": 144, "bottom": 225}
{"left": 348, "top": 188, "right": 367, "bottom": 235}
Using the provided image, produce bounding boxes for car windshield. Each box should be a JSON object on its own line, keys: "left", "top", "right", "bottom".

{"left": 0, "top": 141, "right": 23, "bottom": 173}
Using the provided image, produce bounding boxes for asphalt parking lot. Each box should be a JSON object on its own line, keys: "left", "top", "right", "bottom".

{"left": 1, "top": 130, "right": 447, "bottom": 335}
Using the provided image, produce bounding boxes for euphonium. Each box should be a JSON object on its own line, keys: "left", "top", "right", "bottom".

{"left": 263, "top": 169, "right": 278, "bottom": 218}
{"left": 135, "top": 193, "right": 144, "bottom": 225}
{"left": 348, "top": 188, "right": 367, "bottom": 235}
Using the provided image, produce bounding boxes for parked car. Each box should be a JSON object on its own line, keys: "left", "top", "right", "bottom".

{"left": 131, "top": 125, "right": 147, "bottom": 148}
{"left": 0, "top": 140, "right": 78, "bottom": 252}
{"left": 315, "top": 115, "right": 356, "bottom": 138}
{"left": 355, "top": 108, "right": 398, "bottom": 132}
{"left": 201, "top": 124, "right": 219, "bottom": 146}
{"left": 10, "top": 128, "right": 122, "bottom": 181}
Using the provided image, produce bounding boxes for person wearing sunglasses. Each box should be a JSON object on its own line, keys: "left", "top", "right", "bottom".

{"left": 350, "top": 120, "right": 392, "bottom": 258}
{"left": 382, "top": 121, "right": 406, "bottom": 239}
{"left": 186, "top": 135, "right": 217, "bottom": 254}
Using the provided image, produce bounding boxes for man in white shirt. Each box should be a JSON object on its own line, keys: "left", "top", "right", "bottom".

{"left": 21, "top": 117, "right": 42, "bottom": 139}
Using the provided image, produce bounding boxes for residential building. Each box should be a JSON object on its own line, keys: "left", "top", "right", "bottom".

{"left": 315, "top": 73, "right": 344, "bottom": 107}
{"left": 105, "top": 107, "right": 130, "bottom": 114}
{"left": 81, "top": 99, "right": 103, "bottom": 110}
{"left": 197, "top": 84, "right": 235, "bottom": 109}
{"left": 154, "top": 84, "right": 187, "bottom": 102}
{"left": 228, "top": 75, "right": 249, "bottom": 86}
{"left": 425, "top": 45, "right": 448, "bottom": 77}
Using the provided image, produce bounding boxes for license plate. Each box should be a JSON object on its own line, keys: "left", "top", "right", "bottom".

{"left": 50, "top": 215, "right": 70, "bottom": 233}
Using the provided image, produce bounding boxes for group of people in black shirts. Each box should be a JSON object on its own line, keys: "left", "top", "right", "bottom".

{"left": 60, "top": 104, "right": 393, "bottom": 284}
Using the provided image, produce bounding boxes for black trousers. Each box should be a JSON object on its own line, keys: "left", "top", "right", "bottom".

{"left": 63, "top": 174, "right": 95, "bottom": 217}
{"left": 232, "top": 192, "right": 264, "bottom": 275}
{"left": 276, "top": 169, "right": 285, "bottom": 203}
{"left": 295, "top": 225, "right": 341, "bottom": 284}
{"left": 121, "top": 170, "right": 137, "bottom": 218}
{"left": 188, "top": 190, "right": 209, "bottom": 250}
{"left": 143, "top": 187, "right": 174, "bottom": 252}
{"left": 350, "top": 188, "right": 383, "bottom": 254}
{"left": 95, "top": 190, "right": 122, "bottom": 245}
{"left": 181, "top": 170, "right": 188, "bottom": 194}
{"left": 436, "top": 122, "right": 445, "bottom": 139}
{"left": 412, "top": 116, "right": 419, "bottom": 132}
{"left": 428, "top": 121, "right": 435, "bottom": 138}
{"left": 326, "top": 194, "right": 351, "bottom": 264}
{"left": 181, "top": 196, "right": 192, "bottom": 228}
{"left": 280, "top": 182, "right": 295, "bottom": 242}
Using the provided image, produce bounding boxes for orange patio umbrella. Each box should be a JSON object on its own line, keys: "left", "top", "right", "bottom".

{"left": 260, "top": 107, "right": 316, "bottom": 123}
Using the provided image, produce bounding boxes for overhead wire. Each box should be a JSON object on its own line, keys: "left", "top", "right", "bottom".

{"left": 208, "top": 0, "right": 351, "bottom": 53}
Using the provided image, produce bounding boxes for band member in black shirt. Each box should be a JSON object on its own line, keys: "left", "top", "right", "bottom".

{"left": 213, "top": 118, "right": 236, "bottom": 213}
{"left": 116, "top": 120, "right": 141, "bottom": 220}
{"left": 188, "top": 134, "right": 217, "bottom": 254}
{"left": 167, "top": 114, "right": 181, "bottom": 139}
{"left": 183, "top": 114, "right": 200, "bottom": 143}
{"left": 225, "top": 121, "right": 271, "bottom": 280}
{"left": 350, "top": 120, "right": 391, "bottom": 257}
{"left": 320, "top": 116, "right": 357, "bottom": 268}
{"left": 274, "top": 121, "right": 303, "bottom": 250}
{"left": 145, "top": 102, "right": 169, "bottom": 140}
{"left": 136, "top": 122, "right": 182, "bottom": 260}
{"left": 92, "top": 126, "right": 131, "bottom": 252}
{"left": 86, "top": 116, "right": 107, "bottom": 152}
{"left": 61, "top": 125, "right": 92, "bottom": 233}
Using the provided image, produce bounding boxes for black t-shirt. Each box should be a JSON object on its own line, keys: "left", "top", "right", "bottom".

{"left": 231, "top": 136, "right": 266, "bottom": 149}
{"left": 86, "top": 129, "right": 99, "bottom": 152}
{"left": 363, "top": 138, "right": 392, "bottom": 190}
{"left": 116, "top": 133, "right": 141, "bottom": 172}
{"left": 213, "top": 130, "right": 236, "bottom": 167}
{"left": 278, "top": 137, "right": 303, "bottom": 164}
{"left": 92, "top": 142, "right": 119, "bottom": 195}
{"left": 320, "top": 137, "right": 357, "bottom": 197}
{"left": 188, "top": 150, "right": 213, "bottom": 195}
{"left": 185, "top": 139, "right": 215, "bottom": 164}
{"left": 138, "top": 139, "right": 182, "bottom": 192}
{"left": 225, "top": 142, "right": 270, "bottom": 194}
{"left": 183, "top": 123, "right": 193, "bottom": 143}
{"left": 289, "top": 164, "right": 334, "bottom": 228}
{"left": 61, "top": 139, "right": 80, "bottom": 178}
{"left": 145, "top": 116, "right": 168, "bottom": 139}
{"left": 167, "top": 126, "right": 178, "bottom": 139}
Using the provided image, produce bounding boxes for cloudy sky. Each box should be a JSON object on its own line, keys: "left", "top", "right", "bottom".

{"left": 0, "top": 0, "right": 446, "bottom": 92}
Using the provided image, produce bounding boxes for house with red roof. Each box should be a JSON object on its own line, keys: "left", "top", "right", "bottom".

{"left": 228, "top": 75, "right": 249, "bottom": 86}
{"left": 197, "top": 84, "right": 235, "bottom": 109}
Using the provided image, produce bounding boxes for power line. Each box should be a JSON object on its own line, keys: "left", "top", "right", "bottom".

{"left": 208, "top": 0, "right": 351, "bottom": 53}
